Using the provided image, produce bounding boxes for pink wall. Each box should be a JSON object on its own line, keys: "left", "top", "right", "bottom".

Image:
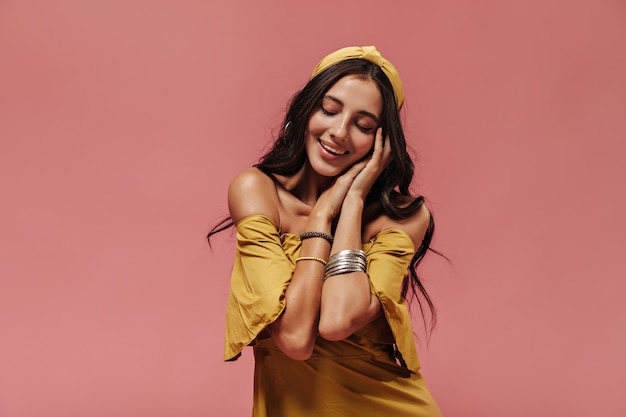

{"left": 1, "top": 1, "right": 624, "bottom": 416}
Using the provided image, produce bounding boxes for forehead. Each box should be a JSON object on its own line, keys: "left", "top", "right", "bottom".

{"left": 324, "top": 75, "right": 383, "bottom": 116}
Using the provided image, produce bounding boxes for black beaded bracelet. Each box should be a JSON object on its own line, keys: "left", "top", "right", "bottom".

{"left": 300, "top": 231, "right": 334, "bottom": 245}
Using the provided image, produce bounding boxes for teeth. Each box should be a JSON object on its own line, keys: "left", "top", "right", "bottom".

{"left": 319, "top": 140, "right": 347, "bottom": 156}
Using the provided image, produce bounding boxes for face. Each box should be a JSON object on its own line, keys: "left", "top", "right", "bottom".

{"left": 305, "top": 74, "right": 383, "bottom": 177}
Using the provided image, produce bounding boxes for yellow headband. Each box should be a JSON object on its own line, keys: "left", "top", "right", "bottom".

{"left": 311, "top": 46, "right": 405, "bottom": 109}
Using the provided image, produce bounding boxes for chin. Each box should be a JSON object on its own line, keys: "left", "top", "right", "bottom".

{"left": 308, "top": 160, "right": 342, "bottom": 178}
{"left": 314, "top": 166, "right": 341, "bottom": 178}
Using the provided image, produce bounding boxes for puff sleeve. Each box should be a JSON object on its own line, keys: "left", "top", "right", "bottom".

{"left": 365, "top": 229, "right": 421, "bottom": 372}
{"left": 224, "top": 215, "right": 294, "bottom": 361}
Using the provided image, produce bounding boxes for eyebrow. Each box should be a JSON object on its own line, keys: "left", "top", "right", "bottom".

{"left": 324, "top": 95, "right": 380, "bottom": 124}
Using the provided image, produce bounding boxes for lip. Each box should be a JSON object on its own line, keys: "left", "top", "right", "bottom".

{"left": 318, "top": 139, "right": 348, "bottom": 158}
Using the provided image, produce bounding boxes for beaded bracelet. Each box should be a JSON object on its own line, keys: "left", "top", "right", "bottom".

{"left": 295, "top": 256, "right": 327, "bottom": 266}
{"left": 300, "top": 231, "right": 334, "bottom": 245}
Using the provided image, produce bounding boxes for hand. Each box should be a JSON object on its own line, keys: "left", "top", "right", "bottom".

{"left": 310, "top": 129, "right": 391, "bottom": 221}
{"left": 348, "top": 128, "right": 392, "bottom": 199}
{"left": 311, "top": 159, "right": 369, "bottom": 221}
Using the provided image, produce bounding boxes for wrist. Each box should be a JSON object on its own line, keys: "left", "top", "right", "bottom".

{"left": 311, "top": 201, "right": 342, "bottom": 223}
{"left": 305, "top": 210, "right": 333, "bottom": 233}
{"left": 342, "top": 192, "right": 366, "bottom": 209}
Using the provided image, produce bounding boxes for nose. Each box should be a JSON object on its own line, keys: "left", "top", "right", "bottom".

{"left": 329, "top": 115, "right": 349, "bottom": 141}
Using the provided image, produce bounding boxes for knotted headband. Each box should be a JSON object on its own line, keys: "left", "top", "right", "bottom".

{"left": 311, "top": 46, "right": 405, "bottom": 109}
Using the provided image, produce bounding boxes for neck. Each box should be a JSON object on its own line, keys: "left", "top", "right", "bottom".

{"left": 279, "top": 161, "right": 334, "bottom": 206}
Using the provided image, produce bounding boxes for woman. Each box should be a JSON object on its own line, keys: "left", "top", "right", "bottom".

{"left": 209, "top": 46, "right": 442, "bottom": 416}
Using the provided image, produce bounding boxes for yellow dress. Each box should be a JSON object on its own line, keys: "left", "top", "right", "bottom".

{"left": 224, "top": 215, "right": 442, "bottom": 417}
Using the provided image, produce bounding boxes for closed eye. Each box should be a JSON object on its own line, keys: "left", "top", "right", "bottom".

{"left": 356, "top": 123, "right": 374, "bottom": 133}
{"left": 320, "top": 105, "right": 335, "bottom": 116}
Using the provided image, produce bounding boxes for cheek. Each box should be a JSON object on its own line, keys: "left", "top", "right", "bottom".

{"left": 353, "top": 134, "right": 375, "bottom": 155}
{"left": 307, "top": 112, "right": 325, "bottom": 132}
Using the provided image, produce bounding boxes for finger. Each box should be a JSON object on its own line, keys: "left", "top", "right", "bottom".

{"left": 364, "top": 129, "right": 386, "bottom": 170}
{"left": 372, "top": 129, "right": 391, "bottom": 166}
{"left": 326, "top": 160, "right": 368, "bottom": 202}
{"left": 344, "top": 159, "right": 368, "bottom": 178}
{"left": 382, "top": 135, "right": 392, "bottom": 164}
{"left": 372, "top": 127, "right": 384, "bottom": 157}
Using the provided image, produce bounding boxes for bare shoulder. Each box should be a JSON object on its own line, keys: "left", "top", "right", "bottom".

{"left": 227, "top": 167, "right": 280, "bottom": 225}
{"left": 382, "top": 198, "right": 432, "bottom": 248}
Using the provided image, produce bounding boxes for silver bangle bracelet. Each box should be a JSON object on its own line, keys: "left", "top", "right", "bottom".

{"left": 328, "top": 249, "right": 366, "bottom": 260}
{"left": 324, "top": 249, "right": 367, "bottom": 280}
{"left": 324, "top": 266, "right": 365, "bottom": 280}
{"left": 324, "top": 259, "right": 366, "bottom": 272}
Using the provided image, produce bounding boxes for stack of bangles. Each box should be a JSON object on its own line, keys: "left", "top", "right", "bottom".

{"left": 324, "top": 249, "right": 367, "bottom": 280}
{"left": 296, "top": 232, "right": 367, "bottom": 280}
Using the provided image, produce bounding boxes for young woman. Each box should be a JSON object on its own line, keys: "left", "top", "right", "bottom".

{"left": 209, "top": 46, "right": 442, "bottom": 416}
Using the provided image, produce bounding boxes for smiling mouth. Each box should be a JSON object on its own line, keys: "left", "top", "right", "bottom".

{"left": 319, "top": 140, "right": 348, "bottom": 156}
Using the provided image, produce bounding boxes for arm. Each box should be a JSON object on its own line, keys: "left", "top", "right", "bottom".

{"left": 318, "top": 128, "right": 433, "bottom": 341}
{"left": 318, "top": 194, "right": 381, "bottom": 341}
{"left": 268, "top": 162, "right": 380, "bottom": 358}
{"left": 317, "top": 129, "right": 389, "bottom": 340}
{"left": 319, "top": 202, "right": 432, "bottom": 341}
{"left": 228, "top": 167, "right": 364, "bottom": 359}
{"left": 265, "top": 211, "right": 330, "bottom": 360}
{"left": 229, "top": 169, "right": 322, "bottom": 359}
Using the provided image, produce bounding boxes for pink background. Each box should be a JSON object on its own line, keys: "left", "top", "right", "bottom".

{"left": 1, "top": 1, "right": 625, "bottom": 416}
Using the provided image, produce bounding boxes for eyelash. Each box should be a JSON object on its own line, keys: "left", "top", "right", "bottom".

{"left": 320, "top": 105, "right": 373, "bottom": 133}
{"left": 320, "top": 105, "right": 334, "bottom": 116}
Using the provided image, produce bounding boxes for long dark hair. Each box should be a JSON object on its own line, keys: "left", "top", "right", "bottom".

{"left": 208, "top": 58, "right": 438, "bottom": 330}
